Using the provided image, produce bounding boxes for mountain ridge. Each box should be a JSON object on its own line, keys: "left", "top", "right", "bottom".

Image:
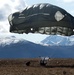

{"left": 0, "top": 35, "right": 74, "bottom": 58}
{"left": 41, "top": 35, "right": 74, "bottom": 46}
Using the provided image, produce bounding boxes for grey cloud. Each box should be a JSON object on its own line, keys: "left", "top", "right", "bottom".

{"left": 11, "top": 0, "right": 15, "bottom": 2}
{"left": 0, "top": 0, "right": 26, "bottom": 21}
{"left": 15, "top": 0, "right": 26, "bottom": 10}
{"left": 0, "top": 4, "right": 11, "bottom": 21}
{"left": 0, "top": 10, "right": 6, "bottom": 21}
{"left": 4, "top": 4, "right": 11, "bottom": 9}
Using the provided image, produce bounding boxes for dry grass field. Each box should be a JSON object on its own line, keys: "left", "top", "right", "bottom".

{"left": 0, "top": 58, "right": 74, "bottom": 75}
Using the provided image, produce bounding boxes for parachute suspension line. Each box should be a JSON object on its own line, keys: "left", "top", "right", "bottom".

{"left": 43, "top": 27, "right": 46, "bottom": 34}
{"left": 50, "top": 27, "right": 51, "bottom": 34}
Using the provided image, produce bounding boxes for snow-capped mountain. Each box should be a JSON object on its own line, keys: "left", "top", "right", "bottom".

{"left": 0, "top": 35, "right": 74, "bottom": 58}
{"left": 41, "top": 35, "right": 74, "bottom": 46}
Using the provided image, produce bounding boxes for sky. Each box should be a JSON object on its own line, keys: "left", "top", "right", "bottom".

{"left": 0, "top": 0, "right": 74, "bottom": 42}
{"left": 25, "top": 0, "right": 74, "bottom": 15}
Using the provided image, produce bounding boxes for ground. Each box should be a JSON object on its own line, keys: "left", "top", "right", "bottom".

{"left": 0, "top": 58, "right": 74, "bottom": 75}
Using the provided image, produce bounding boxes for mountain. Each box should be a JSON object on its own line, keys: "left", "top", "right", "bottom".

{"left": 0, "top": 35, "right": 74, "bottom": 58}
{"left": 41, "top": 35, "right": 74, "bottom": 46}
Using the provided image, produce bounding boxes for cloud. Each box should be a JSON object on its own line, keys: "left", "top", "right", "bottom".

{"left": 16, "top": 0, "right": 27, "bottom": 10}
{"left": 0, "top": 11, "right": 6, "bottom": 21}
{"left": 0, "top": 0, "right": 27, "bottom": 33}
{"left": 0, "top": 4, "right": 11, "bottom": 21}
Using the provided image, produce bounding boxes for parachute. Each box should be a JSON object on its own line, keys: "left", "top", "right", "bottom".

{"left": 8, "top": 3, "right": 74, "bottom": 36}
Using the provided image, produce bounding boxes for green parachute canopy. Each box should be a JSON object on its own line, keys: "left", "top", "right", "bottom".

{"left": 8, "top": 3, "right": 74, "bottom": 36}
